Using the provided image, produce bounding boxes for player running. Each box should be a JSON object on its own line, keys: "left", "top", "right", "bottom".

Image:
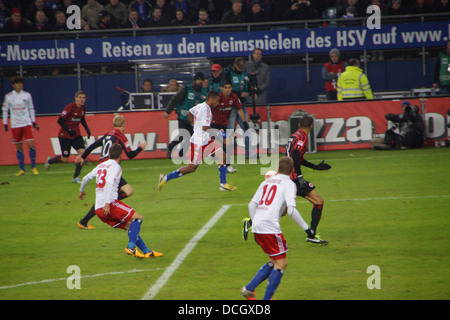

{"left": 2, "top": 76, "right": 40, "bottom": 176}
{"left": 158, "top": 90, "right": 237, "bottom": 192}
{"left": 286, "top": 116, "right": 331, "bottom": 245}
{"left": 76, "top": 115, "right": 146, "bottom": 230}
{"left": 212, "top": 81, "right": 250, "bottom": 173}
{"left": 240, "top": 157, "right": 315, "bottom": 300}
{"left": 79, "top": 143, "right": 162, "bottom": 258}
{"left": 45, "top": 91, "right": 91, "bottom": 183}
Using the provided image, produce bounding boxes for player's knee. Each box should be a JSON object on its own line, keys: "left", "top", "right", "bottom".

{"left": 132, "top": 213, "right": 143, "bottom": 221}
{"left": 61, "top": 157, "right": 69, "bottom": 163}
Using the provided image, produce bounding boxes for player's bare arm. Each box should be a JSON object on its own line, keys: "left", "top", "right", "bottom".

{"left": 79, "top": 191, "right": 86, "bottom": 200}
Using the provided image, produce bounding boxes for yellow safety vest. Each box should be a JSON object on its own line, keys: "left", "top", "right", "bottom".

{"left": 337, "top": 66, "right": 374, "bottom": 100}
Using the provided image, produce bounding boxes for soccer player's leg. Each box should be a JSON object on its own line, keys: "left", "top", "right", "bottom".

{"left": 12, "top": 128, "right": 26, "bottom": 175}
{"left": 24, "top": 127, "right": 38, "bottom": 174}
{"left": 72, "top": 138, "right": 86, "bottom": 182}
{"left": 217, "top": 144, "right": 237, "bottom": 191}
{"left": 78, "top": 204, "right": 96, "bottom": 229}
{"left": 303, "top": 189, "right": 328, "bottom": 245}
{"left": 124, "top": 212, "right": 163, "bottom": 258}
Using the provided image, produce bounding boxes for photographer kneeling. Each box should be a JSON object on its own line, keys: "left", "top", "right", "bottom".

{"left": 375, "top": 101, "right": 425, "bottom": 150}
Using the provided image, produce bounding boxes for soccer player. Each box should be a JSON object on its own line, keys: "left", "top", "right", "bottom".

{"left": 212, "top": 81, "right": 250, "bottom": 173}
{"left": 2, "top": 76, "right": 40, "bottom": 176}
{"left": 286, "top": 116, "right": 331, "bottom": 245}
{"left": 76, "top": 115, "right": 147, "bottom": 230}
{"left": 79, "top": 143, "right": 162, "bottom": 258}
{"left": 158, "top": 90, "right": 237, "bottom": 192}
{"left": 240, "top": 157, "right": 315, "bottom": 300}
{"left": 45, "top": 91, "right": 91, "bottom": 183}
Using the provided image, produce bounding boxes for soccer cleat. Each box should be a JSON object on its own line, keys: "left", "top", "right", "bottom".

{"left": 143, "top": 250, "right": 164, "bottom": 258}
{"left": 219, "top": 183, "right": 238, "bottom": 191}
{"left": 227, "top": 165, "right": 237, "bottom": 173}
{"left": 72, "top": 177, "right": 81, "bottom": 183}
{"left": 306, "top": 233, "right": 328, "bottom": 246}
{"left": 242, "top": 218, "right": 252, "bottom": 240}
{"left": 31, "top": 167, "right": 39, "bottom": 175}
{"left": 78, "top": 222, "right": 95, "bottom": 230}
{"left": 125, "top": 247, "right": 145, "bottom": 258}
{"left": 158, "top": 174, "right": 167, "bottom": 191}
{"left": 45, "top": 156, "right": 51, "bottom": 170}
{"left": 16, "top": 170, "right": 26, "bottom": 176}
{"left": 240, "top": 286, "right": 256, "bottom": 300}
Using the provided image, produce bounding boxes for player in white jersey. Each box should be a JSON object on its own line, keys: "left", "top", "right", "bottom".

{"left": 240, "top": 157, "right": 315, "bottom": 300}
{"left": 2, "top": 76, "right": 39, "bottom": 176}
{"left": 79, "top": 143, "right": 163, "bottom": 259}
{"left": 158, "top": 90, "right": 238, "bottom": 192}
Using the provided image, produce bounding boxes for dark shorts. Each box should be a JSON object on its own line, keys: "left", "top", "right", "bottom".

{"left": 293, "top": 178, "right": 316, "bottom": 197}
{"left": 59, "top": 136, "right": 85, "bottom": 158}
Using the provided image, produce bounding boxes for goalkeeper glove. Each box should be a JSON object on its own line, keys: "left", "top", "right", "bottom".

{"left": 33, "top": 122, "right": 40, "bottom": 131}
{"left": 314, "top": 160, "right": 331, "bottom": 171}
{"left": 4, "top": 124, "right": 7, "bottom": 131}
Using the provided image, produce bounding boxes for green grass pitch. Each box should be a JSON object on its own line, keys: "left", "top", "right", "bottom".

{"left": 0, "top": 147, "right": 448, "bottom": 300}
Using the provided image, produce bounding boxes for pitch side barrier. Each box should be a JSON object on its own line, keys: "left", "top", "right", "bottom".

{"left": 0, "top": 97, "right": 448, "bottom": 166}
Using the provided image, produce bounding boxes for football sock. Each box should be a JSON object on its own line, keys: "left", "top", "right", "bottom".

{"left": 246, "top": 262, "right": 274, "bottom": 292}
{"left": 136, "top": 235, "right": 152, "bottom": 254}
{"left": 29, "top": 148, "right": 36, "bottom": 168}
{"left": 16, "top": 150, "right": 25, "bottom": 171}
{"left": 80, "top": 205, "right": 96, "bottom": 225}
{"left": 311, "top": 203, "right": 323, "bottom": 234}
{"left": 49, "top": 156, "right": 62, "bottom": 164}
{"left": 263, "top": 268, "right": 284, "bottom": 300}
{"left": 218, "top": 165, "right": 227, "bottom": 184}
{"left": 166, "top": 169, "right": 182, "bottom": 181}
{"left": 73, "top": 163, "right": 83, "bottom": 179}
{"left": 127, "top": 219, "right": 142, "bottom": 249}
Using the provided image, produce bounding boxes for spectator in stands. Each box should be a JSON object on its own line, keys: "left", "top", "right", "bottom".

{"left": 246, "top": 48, "right": 271, "bottom": 105}
{"left": 148, "top": 7, "right": 170, "bottom": 26}
{"left": 283, "top": 0, "right": 319, "bottom": 21}
{"left": 337, "top": 0, "right": 364, "bottom": 18}
{"left": 122, "top": 8, "right": 145, "bottom": 28}
{"left": 244, "top": 0, "right": 271, "bottom": 16}
{"left": 162, "top": 79, "right": 181, "bottom": 92}
{"left": 1, "top": 7, "right": 33, "bottom": 33}
{"left": 388, "top": 0, "right": 407, "bottom": 15}
{"left": 409, "top": 0, "right": 433, "bottom": 14}
{"left": 322, "top": 48, "right": 347, "bottom": 101}
{"left": 155, "top": 0, "right": 172, "bottom": 21}
{"left": 97, "top": 10, "right": 121, "bottom": 29}
{"left": 246, "top": 0, "right": 270, "bottom": 22}
{"left": 433, "top": 40, "right": 450, "bottom": 95}
{"left": 434, "top": 0, "right": 450, "bottom": 12}
{"left": 58, "top": 0, "right": 73, "bottom": 18}
{"left": 170, "top": 8, "right": 190, "bottom": 25}
{"left": 194, "top": 7, "right": 214, "bottom": 25}
{"left": 29, "top": 0, "right": 56, "bottom": 25}
{"left": 141, "top": 79, "right": 154, "bottom": 93}
{"left": 366, "top": 0, "right": 388, "bottom": 16}
{"left": 54, "top": 10, "right": 68, "bottom": 31}
{"left": 0, "top": 0, "right": 11, "bottom": 30}
{"left": 205, "top": 0, "right": 225, "bottom": 23}
{"left": 208, "top": 63, "right": 224, "bottom": 92}
{"left": 337, "top": 58, "right": 373, "bottom": 100}
{"left": 170, "top": 0, "right": 195, "bottom": 23}
{"left": 32, "top": 9, "right": 54, "bottom": 32}
{"left": 105, "top": 0, "right": 128, "bottom": 26}
{"left": 82, "top": 0, "right": 104, "bottom": 28}
{"left": 221, "top": 0, "right": 246, "bottom": 24}
{"left": 129, "top": 0, "right": 153, "bottom": 22}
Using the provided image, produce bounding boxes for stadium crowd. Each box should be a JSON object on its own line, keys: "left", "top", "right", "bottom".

{"left": 1, "top": 0, "right": 449, "bottom": 33}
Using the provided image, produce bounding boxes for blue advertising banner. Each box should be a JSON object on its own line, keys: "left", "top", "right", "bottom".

{"left": 1, "top": 21, "right": 448, "bottom": 66}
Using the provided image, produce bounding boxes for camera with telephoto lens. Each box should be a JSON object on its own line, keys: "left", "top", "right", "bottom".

{"left": 247, "top": 72, "right": 260, "bottom": 124}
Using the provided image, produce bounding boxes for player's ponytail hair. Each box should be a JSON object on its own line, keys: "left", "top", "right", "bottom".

{"left": 278, "top": 156, "right": 294, "bottom": 175}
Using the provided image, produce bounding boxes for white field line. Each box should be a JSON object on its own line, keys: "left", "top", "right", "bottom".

{"left": 0, "top": 268, "right": 164, "bottom": 290}
{"left": 141, "top": 204, "right": 231, "bottom": 300}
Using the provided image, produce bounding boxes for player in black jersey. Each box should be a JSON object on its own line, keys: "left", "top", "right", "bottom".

{"left": 76, "top": 115, "right": 146, "bottom": 229}
{"left": 285, "top": 116, "right": 331, "bottom": 245}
